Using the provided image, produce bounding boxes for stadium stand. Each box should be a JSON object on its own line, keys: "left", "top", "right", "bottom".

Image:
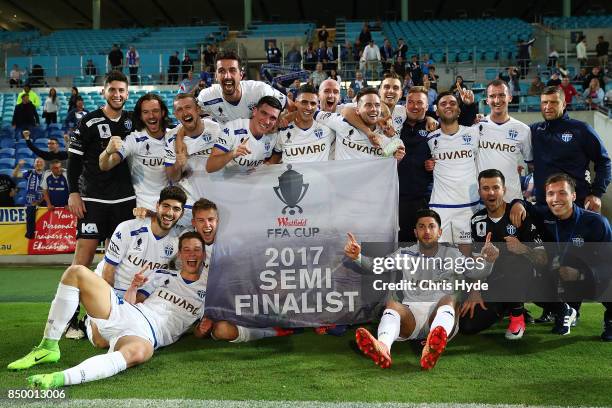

{"left": 238, "top": 22, "right": 315, "bottom": 39}
{"left": 543, "top": 15, "right": 612, "bottom": 29}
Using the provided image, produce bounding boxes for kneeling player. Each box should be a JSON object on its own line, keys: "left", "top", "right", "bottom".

{"left": 7, "top": 232, "right": 208, "bottom": 388}
{"left": 344, "top": 209, "right": 498, "bottom": 370}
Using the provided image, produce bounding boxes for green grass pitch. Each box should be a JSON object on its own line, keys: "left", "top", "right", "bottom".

{"left": 1, "top": 266, "right": 612, "bottom": 406}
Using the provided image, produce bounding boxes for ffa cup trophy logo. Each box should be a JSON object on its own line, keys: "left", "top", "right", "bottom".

{"left": 273, "top": 164, "right": 309, "bottom": 215}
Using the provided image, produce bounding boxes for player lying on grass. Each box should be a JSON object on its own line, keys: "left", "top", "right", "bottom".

{"left": 7, "top": 232, "right": 209, "bottom": 389}
{"left": 344, "top": 209, "right": 499, "bottom": 370}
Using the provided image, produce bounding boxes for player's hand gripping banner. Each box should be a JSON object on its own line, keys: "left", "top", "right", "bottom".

{"left": 193, "top": 159, "right": 398, "bottom": 327}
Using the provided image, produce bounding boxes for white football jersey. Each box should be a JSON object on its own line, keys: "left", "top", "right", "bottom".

{"left": 272, "top": 122, "right": 334, "bottom": 163}
{"left": 164, "top": 120, "right": 221, "bottom": 204}
{"left": 214, "top": 118, "right": 275, "bottom": 170}
{"left": 428, "top": 125, "right": 480, "bottom": 207}
{"left": 119, "top": 130, "right": 169, "bottom": 210}
{"left": 477, "top": 116, "right": 532, "bottom": 201}
{"left": 342, "top": 103, "right": 406, "bottom": 136}
{"left": 197, "top": 80, "right": 287, "bottom": 123}
{"left": 313, "top": 111, "right": 402, "bottom": 160}
{"left": 95, "top": 217, "right": 182, "bottom": 293}
{"left": 137, "top": 269, "right": 206, "bottom": 348}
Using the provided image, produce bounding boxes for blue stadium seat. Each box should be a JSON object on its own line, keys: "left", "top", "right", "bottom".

{"left": 16, "top": 148, "right": 34, "bottom": 159}
{"left": 0, "top": 168, "right": 13, "bottom": 177}
{"left": 0, "top": 139, "right": 14, "bottom": 149}
{"left": 14, "top": 141, "right": 28, "bottom": 150}
{"left": 0, "top": 157, "right": 16, "bottom": 169}
{"left": 0, "top": 148, "right": 15, "bottom": 158}
{"left": 17, "top": 180, "right": 26, "bottom": 190}
{"left": 34, "top": 138, "right": 49, "bottom": 149}
{"left": 484, "top": 68, "right": 499, "bottom": 81}
{"left": 19, "top": 158, "right": 35, "bottom": 170}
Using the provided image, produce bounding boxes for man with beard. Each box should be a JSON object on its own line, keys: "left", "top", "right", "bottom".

{"left": 99, "top": 93, "right": 172, "bottom": 211}
{"left": 268, "top": 84, "right": 335, "bottom": 163}
{"left": 164, "top": 94, "right": 221, "bottom": 225}
{"left": 197, "top": 50, "right": 287, "bottom": 123}
{"left": 206, "top": 96, "right": 282, "bottom": 172}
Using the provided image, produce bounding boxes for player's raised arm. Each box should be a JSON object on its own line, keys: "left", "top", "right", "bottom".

{"left": 124, "top": 267, "right": 149, "bottom": 304}
{"left": 344, "top": 232, "right": 362, "bottom": 260}
{"left": 99, "top": 136, "right": 123, "bottom": 171}
{"left": 206, "top": 137, "right": 250, "bottom": 173}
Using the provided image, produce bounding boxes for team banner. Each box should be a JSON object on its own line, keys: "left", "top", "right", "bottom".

{"left": 0, "top": 207, "right": 28, "bottom": 255}
{"left": 193, "top": 159, "right": 399, "bottom": 327}
{"left": 29, "top": 208, "right": 77, "bottom": 254}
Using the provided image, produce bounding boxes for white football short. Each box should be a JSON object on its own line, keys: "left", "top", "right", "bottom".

{"left": 430, "top": 205, "right": 478, "bottom": 245}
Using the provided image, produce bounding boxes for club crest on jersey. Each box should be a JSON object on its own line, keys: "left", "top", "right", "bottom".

{"left": 274, "top": 164, "right": 309, "bottom": 215}
{"left": 265, "top": 140, "right": 271, "bottom": 152}
{"left": 507, "top": 129, "right": 518, "bottom": 140}
{"left": 115, "top": 231, "right": 121, "bottom": 240}
{"left": 462, "top": 135, "right": 472, "bottom": 145}
{"left": 124, "top": 119, "right": 132, "bottom": 130}
{"left": 476, "top": 221, "right": 487, "bottom": 237}
{"left": 561, "top": 132, "right": 573, "bottom": 142}
{"left": 433, "top": 139, "right": 439, "bottom": 149}
{"left": 394, "top": 116, "right": 403, "bottom": 125}
{"left": 97, "top": 123, "right": 112, "bottom": 139}
{"left": 164, "top": 244, "right": 174, "bottom": 257}
{"left": 418, "top": 130, "right": 428, "bottom": 137}
{"left": 506, "top": 224, "right": 517, "bottom": 236}
{"left": 134, "top": 237, "right": 143, "bottom": 251}
{"left": 197, "top": 290, "right": 206, "bottom": 299}
{"left": 248, "top": 102, "right": 257, "bottom": 111}
{"left": 572, "top": 236, "right": 584, "bottom": 247}
{"left": 145, "top": 143, "right": 150, "bottom": 155}
{"left": 314, "top": 128, "right": 323, "bottom": 139}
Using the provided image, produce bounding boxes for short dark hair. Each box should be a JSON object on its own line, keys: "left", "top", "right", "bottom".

{"left": 435, "top": 91, "right": 457, "bottom": 107}
{"left": 214, "top": 49, "right": 242, "bottom": 67}
{"left": 192, "top": 198, "right": 218, "bottom": 215}
{"left": 486, "top": 79, "right": 510, "bottom": 96}
{"left": 382, "top": 72, "right": 402, "bottom": 82}
{"left": 415, "top": 209, "right": 442, "bottom": 228}
{"left": 133, "top": 93, "right": 171, "bottom": 131}
{"left": 541, "top": 85, "right": 564, "bottom": 99}
{"left": 545, "top": 173, "right": 576, "bottom": 193}
{"left": 178, "top": 231, "right": 205, "bottom": 251}
{"left": 296, "top": 84, "right": 317, "bottom": 97}
{"left": 104, "top": 70, "right": 128, "bottom": 86}
{"left": 48, "top": 137, "right": 59, "bottom": 143}
{"left": 255, "top": 95, "right": 283, "bottom": 112}
{"left": 478, "top": 169, "right": 506, "bottom": 186}
{"left": 158, "top": 186, "right": 187, "bottom": 208}
{"left": 50, "top": 159, "right": 62, "bottom": 167}
{"left": 356, "top": 87, "right": 379, "bottom": 103}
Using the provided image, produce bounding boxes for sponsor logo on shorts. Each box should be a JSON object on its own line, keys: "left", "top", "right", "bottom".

{"left": 81, "top": 223, "right": 98, "bottom": 234}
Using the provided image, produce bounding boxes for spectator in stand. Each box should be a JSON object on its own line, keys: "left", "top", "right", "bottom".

{"left": 315, "top": 41, "right": 327, "bottom": 65}
{"left": 168, "top": 51, "right": 181, "bottom": 84}
{"left": 178, "top": 69, "right": 199, "bottom": 95}
{"left": 395, "top": 38, "right": 408, "bottom": 60}
{"left": 576, "top": 36, "right": 587, "bottom": 68}
{"left": 517, "top": 37, "right": 536, "bottom": 78}
{"left": 596, "top": 36, "right": 609, "bottom": 69}
{"left": 358, "top": 23, "right": 372, "bottom": 47}
{"left": 108, "top": 44, "right": 123, "bottom": 72}
{"left": 193, "top": 79, "right": 207, "bottom": 99}
{"left": 325, "top": 42, "right": 337, "bottom": 71}
{"left": 42, "top": 88, "right": 60, "bottom": 125}
{"left": 303, "top": 43, "right": 317, "bottom": 71}
{"left": 84, "top": 59, "right": 97, "bottom": 76}
{"left": 286, "top": 44, "right": 302, "bottom": 69}
{"left": 41, "top": 160, "right": 69, "bottom": 211}
{"left": 546, "top": 72, "right": 562, "bottom": 87}
{"left": 583, "top": 77, "right": 605, "bottom": 109}
{"left": 318, "top": 25, "right": 329, "bottom": 44}
{"left": 12, "top": 93, "right": 39, "bottom": 131}
{"left": 584, "top": 66, "right": 605, "bottom": 90}
{"left": 181, "top": 54, "right": 194, "bottom": 79}
{"left": 528, "top": 77, "right": 545, "bottom": 96}
{"left": 420, "top": 53, "right": 434, "bottom": 76}
{"left": 67, "top": 87, "right": 79, "bottom": 112}
{"left": 310, "top": 62, "right": 328, "bottom": 90}
{"left": 17, "top": 84, "right": 41, "bottom": 108}
{"left": 450, "top": 75, "right": 467, "bottom": 98}
{"left": 203, "top": 44, "right": 216, "bottom": 72}
{"left": 499, "top": 66, "right": 520, "bottom": 102}
{"left": 422, "top": 75, "right": 437, "bottom": 110}
{"left": 573, "top": 67, "right": 588, "bottom": 84}
{"left": 0, "top": 172, "right": 16, "bottom": 207}
{"left": 64, "top": 97, "right": 88, "bottom": 131}
{"left": 126, "top": 46, "right": 140, "bottom": 85}
{"left": 427, "top": 66, "right": 439, "bottom": 91}
{"left": 13, "top": 157, "right": 46, "bottom": 239}
{"left": 393, "top": 55, "right": 407, "bottom": 78}
{"left": 360, "top": 39, "right": 381, "bottom": 79}
{"left": 547, "top": 47, "right": 559, "bottom": 70}
{"left": 9, "top": 64, "right": 24, "bottom": 88}
{"left": 408, "top": 55, "right": 423, "bottom": 86}
{"left": 22, "top": 130, "right": 68, "bottom": 162}
{"left": 266, "top": 41, "right": 282, "bottom": 64}
{"left": 401, "top": 72, "right": 413, "bottom": 99}
{"left": 328, "top": 68, "right": 341, "bottom": 84}
{"left": 350, "top": 70, "right": 368, "bottom": 94}
{"left": 342, "top": 41, "right": 354, "bottom": 63}
{"left": 560, "top": 75, "right": 578, "bottom": 108}
{"left": 381, "top": 39, "right": 395, "bottom": 72}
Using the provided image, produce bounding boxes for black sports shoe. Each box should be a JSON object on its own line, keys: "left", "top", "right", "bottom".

{"left": 534, "top": 309, "right": 554, "bottom": 324}
{"left": 552, "top": 305, "right": 577, "bottom": 335}
{"left": 523, "top": 310, "right": 534, "bottom": 324}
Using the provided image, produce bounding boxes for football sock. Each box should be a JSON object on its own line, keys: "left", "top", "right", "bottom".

{"left": 231, "top": 326, "right": 278, "bottom": 343}
{"left": 63, "top": 351, "right": 127, "bottom": 386}
{"left": 431, "top": 305, "right": 455, "bottom": 335}
{"left": 377, "top": 308, "right": 401, "bottom": 351}
{"left": 510, "top": 303, "right": 524, "bottom": 317}
{"left": 44, "top": 283, "right": 80, "bottom": 341}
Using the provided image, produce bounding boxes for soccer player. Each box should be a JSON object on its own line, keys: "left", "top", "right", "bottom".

{"left": 93, "top": 186, "right": 186, "bottom": 297}
{"left": 510, "top": 173, "right": 612, "bottom": 339}
{"left": 164, "top": 94, "right": 221, "bottom": 222}
{"left": 477, "top": 80, "right": 533, "bottom": 201}
{"left": 268, "top": 84, "right": 335, "bottom": 163}
{"left": 197, "top": 50, "right": 287, "bottom": 123}
{"left": 190, "top": 198, "right": 218, "bottom": 276}
{"left": 7, "top": 232, "right": 208, "bottom": 389}
{"left": 427, "top": 91, "right": 481, "bottom": 249}
{"left": 99, "top": 93, "right": 172, "bottom": 211}
{"left": 67, "top": 71, "right": 135, "bottom": 267}
{"left": 313, "top": 87, "right": 405, "bottom": 161}
{"left": 460, "top": 169, "right": 546, "bottom": 340}
{"left": 318, "top": 78, "right": 341, "bottom": 113}
{"left": 346, "top": 209, "right": 499, "bottom": 370}
{"left": 206, "top": 96, "right": 282, "bottom": 173}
